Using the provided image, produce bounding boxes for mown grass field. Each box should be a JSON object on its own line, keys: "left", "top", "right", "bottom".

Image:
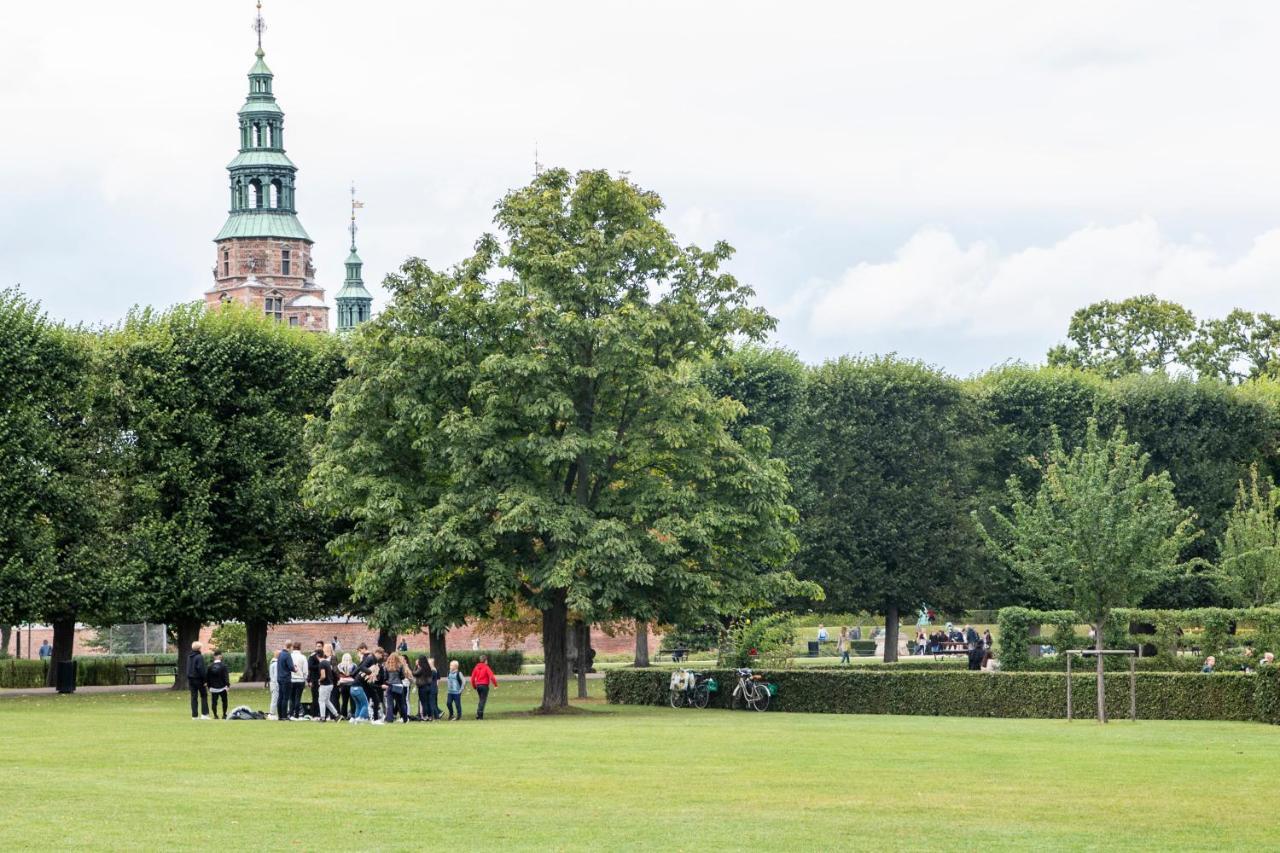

{"left": 1, "top": 680, "right": 1276, "bottom": 851}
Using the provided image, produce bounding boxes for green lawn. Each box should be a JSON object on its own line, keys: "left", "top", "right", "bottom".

{"left": 2, "top": 681, "right": 1277, "bottom": 850}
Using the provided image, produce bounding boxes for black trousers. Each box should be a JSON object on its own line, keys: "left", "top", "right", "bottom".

{"left": 275, "top": 680, "right": 291, "bottom": 719}
{"left": 210, "top": 689, "right": 228, "bottom": 718}
{"left": 309, "top": 682, "right": 320, "bottom": 717}
{"left": 189, "top": 681, "right": 209, "bottom": 718}
{"left": 475, "top": 685, "right": 490, "bottom": 719}
{"left": 367, "top": 683, "right": 384, "bottom": 719}
{"left": 337, "top": 682, "right": 351, "bottom": 717}
{"left": 290, "top": 682, "right": 305, "bottom": 717}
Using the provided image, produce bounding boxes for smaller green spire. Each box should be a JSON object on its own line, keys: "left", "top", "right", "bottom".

{"left": 336, "top": 183, "right": 373, "bottom": 332}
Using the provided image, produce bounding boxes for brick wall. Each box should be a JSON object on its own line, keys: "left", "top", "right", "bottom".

{"left": 7, "top": 621, "right": 663, "bottom": 660}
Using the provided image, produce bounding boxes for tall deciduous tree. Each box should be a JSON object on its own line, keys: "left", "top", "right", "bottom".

{"left": 308, "top": 169, "right": 802, "bottom": 711}
{"left": 794, "top": 356, "right": 987, "bottom": 660}
{"left": 106, "top": 304, "right": 343, "bottom": 688}
{"left": 977, "top": 420, "right": 1196, "bottom": 722}
{"left": 1047, "top": 295, "right": 1196, "bottom": 378}
{"left": 1219, "top": 464, "right": 1280, "bottom": 607}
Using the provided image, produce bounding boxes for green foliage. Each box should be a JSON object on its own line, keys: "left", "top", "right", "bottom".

{"left": 721, "top": 613, "right": 797, "bottom": 668}
{"left": 977, "top": 420, "right": 1197, "bottom": 635}
{"left": 306, "top": 169, "right": 807, "bottom": 710}
{"left": 0, "top": 653, "right": 253, "bottom": 689}
{"left": 793, "top": 356, "right": 987, "bottom": 620}
{"left": 1219, "top": 464, "right": 1280, "bottom": 606}
{"left": 105, "top": 304, "right": 346, "bottom": 640}
{"left": 448, "top": 650, "right": 524, "bottom": 676}
{"left": 658, "top": 624, "right": 719, "bottom": 653}
{"left": 605, "top": 667, "right": 1272, "bottom": 723}
{"left": 209, "top": 623, "right": 247, "bottom": 653}
{"left": 0, "top": 658, "right": 47, "bottom": 688}
{"left": 997, "top": 606, "right": 1280, "bottom": 669}
{"left": 1047, "top": 295, "right": 1196, "bottom": 379}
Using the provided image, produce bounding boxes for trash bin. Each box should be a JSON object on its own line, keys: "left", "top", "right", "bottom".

{"left": 56, "top": 660, "right": 77, "bottom": 694}
{"left": 807, "top": 641, "right": 820, "bottom": 657}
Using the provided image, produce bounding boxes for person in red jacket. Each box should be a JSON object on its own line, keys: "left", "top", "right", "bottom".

{"left": 470, "top": 656, "right": 498, "bottom": 720}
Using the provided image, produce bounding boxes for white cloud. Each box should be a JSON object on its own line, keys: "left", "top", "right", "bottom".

{"left": 803, "top": 220, "right": 1280, "bottom": 352}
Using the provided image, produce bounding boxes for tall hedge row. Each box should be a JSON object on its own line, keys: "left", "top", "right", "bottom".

{"left": 605, "top": 667, "right": 1280, "bottom": 724}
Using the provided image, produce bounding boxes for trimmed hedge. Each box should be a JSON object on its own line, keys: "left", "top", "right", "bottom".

{"left": 440, "top": 650, "right": 524, "bottom": 676}
{"left": 605, "top": 667, "right": 1280, "bottom": 724}
{"left": 998, "top": 606, "right": 1280, "bottom": 671}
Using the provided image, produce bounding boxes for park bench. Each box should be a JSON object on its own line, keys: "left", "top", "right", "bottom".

{"left": 124, "top": 662, "right": 178, "bottom": 684}
{"left": 933, "top": 642, "right": 975, "bottom": 661}
{"left": 670, "top": 648, "right": 690, "bottom": 663}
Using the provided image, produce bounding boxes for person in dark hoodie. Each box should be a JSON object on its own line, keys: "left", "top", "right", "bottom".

{"left": 307, "top": 640, "right": 324, "bottom": 718}
{"left": 206, "top": 649, "right": 230, "bottom": 719}
{"left": 187, "top": 641, "right": 209, "bottom": 720}
{"left": 274, "top": 641, "right": 295, "bottom": 721}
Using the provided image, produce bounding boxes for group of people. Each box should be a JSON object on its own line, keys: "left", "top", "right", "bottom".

{"left": 182, "top": 639, "right": 500, "bottom": 723}
{"left": 1202, "top": 648, "right": 1276, "bottom": 673}
{"left": 270, "top": 640, "right": 498, "bottom": 724}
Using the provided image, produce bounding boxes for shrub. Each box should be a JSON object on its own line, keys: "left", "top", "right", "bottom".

{"left": 209, "top": 623, "right": 247, "bottom": 653}
{"left": 0, "top": 659, "right": 47, "bottom": 689}
{"left": 721, "top": 613, "right": 797, "bottom": 668}
{"left": 448, "top": 650, "right": 523, "bottom": 676}
{"left": 604, "top": 667, "right": 1274, "bottom": 723}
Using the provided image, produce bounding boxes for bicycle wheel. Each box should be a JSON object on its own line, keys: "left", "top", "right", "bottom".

{"left": 669, "top": 689, "right": 686, "bottom": 709}
{"left": 692, "top": 684, "right": 710, "bottom": 709}
{"left": 747, "top": 682, "right": 771, "bottom": 712}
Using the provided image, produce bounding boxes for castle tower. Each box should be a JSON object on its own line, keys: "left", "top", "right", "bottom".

{"left": 206, "top": 3, "right": 329, "bottom": 331}
{"left": 335, "top": 185, "right": 373, "bottom": 331}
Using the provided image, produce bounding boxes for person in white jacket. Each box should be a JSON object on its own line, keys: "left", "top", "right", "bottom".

{"left": 289, "top": 641, "right": 308, "bottom": 719}
{"left": 268, "top": 654, "right": 280, "bottom": 720}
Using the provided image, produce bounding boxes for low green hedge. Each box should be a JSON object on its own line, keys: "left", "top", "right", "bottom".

{"left": 0, "top": 653, "right": 252, "bottom": 689}
{"left": 605, "top": 667, "right": 1280, "bottom": 723}
{"left": 445, "top": 650, "right": 524, "bottom": 676}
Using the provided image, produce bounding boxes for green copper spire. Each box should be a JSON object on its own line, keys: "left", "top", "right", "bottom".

{"left": 215, "top": 1, "right": 310, "bottom": 243}
{"left": 336, "top": 183, "right": 373, "bottom": 331}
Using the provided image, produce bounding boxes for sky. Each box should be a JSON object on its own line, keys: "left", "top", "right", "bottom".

{"left": 5, "top": 2, "right": 1280, "bottom": 375}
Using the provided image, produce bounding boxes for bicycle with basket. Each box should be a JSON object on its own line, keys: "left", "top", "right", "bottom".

{"left": 668, "top": 668, "right": 717, "bottom": 708}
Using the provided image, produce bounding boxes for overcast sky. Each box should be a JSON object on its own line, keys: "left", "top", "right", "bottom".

{"left": 5, "top": 2, "right": 1280, "bottom": 375}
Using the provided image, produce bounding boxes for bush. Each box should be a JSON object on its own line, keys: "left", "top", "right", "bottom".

{"left": 997, "top": 606, "right": 1280, "bottom": 670}
{"left": 209, "top": 623, "right": 247, "bottom": 653}
{"left": 0, "top": 659, "right": 47, "bottom": 689}
{"left": 447, "top": 650, "right": 523, "bottom": 676}
{"left": 604, "top": 667, "right": 1275, "bottom": 723}
{"left": 722, "top": 613, "right": 797, "bottom": 668}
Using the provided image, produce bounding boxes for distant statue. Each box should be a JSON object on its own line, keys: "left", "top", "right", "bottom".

{"left": 916, "top": 604, "right": 935, "bottom": 629}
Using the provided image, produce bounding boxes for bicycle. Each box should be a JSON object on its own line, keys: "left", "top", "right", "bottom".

{"left": 731, "top": 667, "right": 771, "bottom": 712}
{"left": 668, "top": 669, "right": 714, "bottom": 709}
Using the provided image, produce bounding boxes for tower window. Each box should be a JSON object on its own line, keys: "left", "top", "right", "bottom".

{"left": 281, "top": 249, "right": 291, "bottom": 275}
{"left": 248, "top": 179, "right": 262, "bottom": 208}
{"left": 264, "top": 293, "right": 284, "bottom": 321}
{"left": 223, "top": 250, "right": 230, "bottom": 276}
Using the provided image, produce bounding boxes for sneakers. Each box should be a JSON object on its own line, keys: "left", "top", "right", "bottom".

{"left": 199, "top": 715, "right": 210, "bottom": 720}
{"left": 371, "top": 719, "right": 385, "bottom": 726}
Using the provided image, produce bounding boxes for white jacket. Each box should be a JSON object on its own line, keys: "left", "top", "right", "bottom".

{"left": 290, "top": 650, "right": 307, "bottom": 683}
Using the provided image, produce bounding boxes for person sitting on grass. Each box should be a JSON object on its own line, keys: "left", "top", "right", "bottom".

{"left": 816, "top": 624, "right": 829, "bottom": 647}
{"left": 446, "top": 659, "right": 466, "bottom": 721}
{"left": 1201, "top": 656, "right": 1216, "bottom": 673}
{"left": 1261, "top": 652, "right": 1275, "bottom": 668}
{"left": 207, "top": 649, "right": 230, "bottom": 719}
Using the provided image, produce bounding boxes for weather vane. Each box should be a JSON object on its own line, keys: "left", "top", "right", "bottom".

{"left": 350, "top": 182, "right": 364, "bottom": 249}
{"left": 253, "top": 1, "right": 267, "bottom": 51}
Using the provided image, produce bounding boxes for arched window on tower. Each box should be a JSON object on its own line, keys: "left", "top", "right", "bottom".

{"left": 248, "top": 179, "right": 262, "bottom": 209}
{"left": 269, "top": 180, "right": 281, "bottom": 209}
{"left": 252, "top": 123, "right": 262, "bottom": 147}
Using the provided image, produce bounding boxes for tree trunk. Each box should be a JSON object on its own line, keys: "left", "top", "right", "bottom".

{"left": 242, "top": 618, "right": 268, "bottom": 682}
{"left": 633, "top": 620, "right": 650, "bottom": 667}
{"left": 0, "top": 625, "right": 10, "bottom": 658}
{"left": 883, "top": 605, "right": 900, "bottom": 663}
{"left": 376, "top": 627, "right": 397, "bottom": 654}
{"left": 540, "top": 590, "right": 569, "bottom": 712}
{"left": 429, "top": 627, "right": 448, "bottom": 669}
{"left": 1028, "top": 622, "right": 1043, "bottom": 658}
{"left": 1095, "top": 616, "right": 1107, "bottom": 724}
{"left": 45, "top": 617, "right": 77, "bottom": 687}
{"left": 173, "top": 619, "right": 202, "bottom": 691}
{"left": 576, "top": 620, "right": 590, "bottom": 699}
